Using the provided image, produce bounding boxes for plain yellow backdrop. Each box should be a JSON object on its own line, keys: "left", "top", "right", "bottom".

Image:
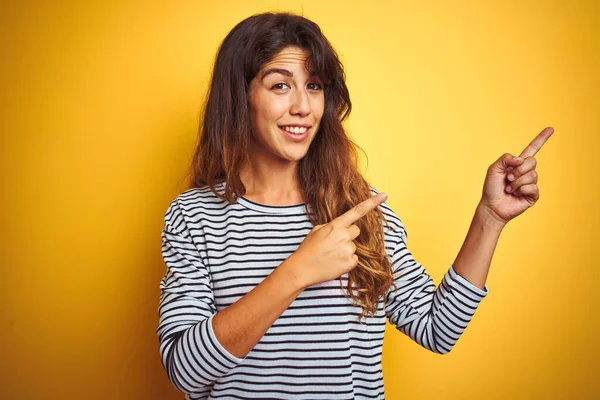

{"left": 1, "top": 0, "right": 598, "bottom": 399}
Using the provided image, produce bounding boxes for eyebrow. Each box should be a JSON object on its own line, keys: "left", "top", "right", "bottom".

{"left": 260, "top": 68, "right": 320, "bottom": 81}
{"left": 261, "top": 68, "right": 293, "bottom": 80}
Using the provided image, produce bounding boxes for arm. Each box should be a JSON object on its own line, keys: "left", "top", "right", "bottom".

{"left": 157, "top": 228, "right": 241, "bottom": 395}
{"left": 158, "top": 193, "right": 387, "bottom": 393}
{"left": 458, "top": 128, "right": 555, "bottom": 287}
{"left": 157, "top": 208, "right": 304, "bottom": 395}
{"left": 211, "top": 254, "right": 304, "bottom": 358}
{"left": 213, "top": 192, "right": 390, "bottom": 358}
{"left": 384, "top": 216, "right": 489, "bottom": 355}
{"left": 451, "top": 203, "right": 504, "bottom": 290}
{"left": 385, "top": 129, "right": 553, "bottom": 354}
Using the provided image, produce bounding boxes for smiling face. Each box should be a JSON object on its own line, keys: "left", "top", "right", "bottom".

{"left": 247, "top": 46, "right": 325, "bottom": 166}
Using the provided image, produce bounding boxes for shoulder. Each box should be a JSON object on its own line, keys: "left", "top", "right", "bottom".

{"left": 163, "top": 183, "right": 228, "bottom": 234}
{"left": 368, "top": 185, "right": 408, "bottom": 242}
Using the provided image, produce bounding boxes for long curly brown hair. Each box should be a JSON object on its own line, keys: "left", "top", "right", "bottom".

{"left": 188, "top": 12, "right": 394, "bottom": 320}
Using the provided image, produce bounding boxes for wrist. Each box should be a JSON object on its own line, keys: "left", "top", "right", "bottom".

{"left": 278, "top": 254, "right": 308, "bottom": 293}
{"left": 476, "top": 202, "right": 507, "bottom": 233}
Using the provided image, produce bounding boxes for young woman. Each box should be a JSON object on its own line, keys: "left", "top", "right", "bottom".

{"left": 157, "top": 12, "right": 553, "bottom": 400}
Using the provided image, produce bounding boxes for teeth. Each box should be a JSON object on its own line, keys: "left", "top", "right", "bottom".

{"left": 282, "top": 126, "right": 308, "bottom": 134}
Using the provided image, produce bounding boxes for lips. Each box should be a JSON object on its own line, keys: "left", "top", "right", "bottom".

{"left": 279, "top": 126, "right": 309, "bottom": 142}
{"left": 279, "top": 125, "right": 311, "bottom": 134}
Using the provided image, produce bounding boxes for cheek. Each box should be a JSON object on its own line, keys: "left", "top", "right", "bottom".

{"left": 312, "top": 96, "right": 325, "bottom": 120}
{"left": 266, "top": 105, "right": 284, "bottom": 119}
{"left": 257, "top": 99, "right": 288, "bottom": 124}
{"left": 272, "top": 100, "right": 290, "bottom": 119}
{"left": 251, "top": 91, "right": 278, "bottom": 115}
{"left": 251, "top": 99, "right": 288, "bottom": 141}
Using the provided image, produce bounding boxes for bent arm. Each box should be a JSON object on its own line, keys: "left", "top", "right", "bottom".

{"left": 212, "top": 254, "right": 304, "bottom": 358}
{"left": 158, "top": 227, "right": 305, "bottom": 395}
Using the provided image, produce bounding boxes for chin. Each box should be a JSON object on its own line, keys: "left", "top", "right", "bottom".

{"left": 278, "top": 148, "right": 308, "bottom": 161}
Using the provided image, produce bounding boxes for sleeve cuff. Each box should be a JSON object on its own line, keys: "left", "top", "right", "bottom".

{"left": 206, "top": 314, "right": 246, "bottom": 365}
{"left": 447, "top": 265, "right": 489, "bottom": 299}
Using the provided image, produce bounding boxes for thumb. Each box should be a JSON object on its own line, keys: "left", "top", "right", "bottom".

{"left": 490, "top": 153, "right": 524, "bottom": 174}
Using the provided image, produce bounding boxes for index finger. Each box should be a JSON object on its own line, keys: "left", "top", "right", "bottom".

{"left": 519, "top": 127, "right": 554, "bottom": 158}
{"left": 331, "top": 193, "right": 388, "bottom": 229}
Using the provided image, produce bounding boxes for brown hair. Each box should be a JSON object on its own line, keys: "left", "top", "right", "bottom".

{"left": 189, "top": 12, "right": 394, "bottom": 320}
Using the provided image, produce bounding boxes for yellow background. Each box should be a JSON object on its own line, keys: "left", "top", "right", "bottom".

{"left": 1, "top": 0, "right": 598, "bottom": 399}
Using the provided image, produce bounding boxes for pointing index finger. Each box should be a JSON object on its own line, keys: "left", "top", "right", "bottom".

{"left": 332, "top": 193, "right": 388, "bottom": 229}
{"left": 519, "top": 127, "right": 554, "bottom": 158}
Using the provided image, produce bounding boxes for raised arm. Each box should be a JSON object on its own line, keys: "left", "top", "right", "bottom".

{"left": 385, "top": 127, "right": 553, "bottom": 354}
{"left": 454, "top": 126, "right": 554, "bottom": 288}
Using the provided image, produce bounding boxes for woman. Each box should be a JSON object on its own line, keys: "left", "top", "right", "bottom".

{"left": 157, "top": 12, "right": 553, "bottom": 400}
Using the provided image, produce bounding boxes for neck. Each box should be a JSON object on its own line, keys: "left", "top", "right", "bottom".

{"left": 239, "top": 150, "right": 304, "bottom": 206}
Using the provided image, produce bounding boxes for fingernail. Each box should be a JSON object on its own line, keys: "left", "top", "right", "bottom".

{"left": 506, "top": 186, "right": 513, "bottom": 193}
{"left": 508, "top": 174, "right": 515, "bottom": 181}
{"left": 513, "top": 157, "right": 522, "bottom": 162}
{"left": 378, "top": 193, "right": 388, "bottom": 201}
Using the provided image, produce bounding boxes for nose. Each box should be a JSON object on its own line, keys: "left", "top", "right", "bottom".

{"left": 289, "top": 88, "right": 311, "bottom": 117}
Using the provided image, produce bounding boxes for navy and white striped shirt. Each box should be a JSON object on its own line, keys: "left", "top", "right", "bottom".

{"left": 157, "top": 183, "right": 488, "bottom": 399}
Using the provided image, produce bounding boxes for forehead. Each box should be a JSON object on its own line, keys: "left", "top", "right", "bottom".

{"left": 260, "top": 46, "right": 312, "bottom": 71}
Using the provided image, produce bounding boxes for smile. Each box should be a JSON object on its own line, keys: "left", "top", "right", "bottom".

{"left": 279, "top": 125, "right": 309, "bottom": 134}
{"left": 278, "top": 125, "right": 310, "bottom": 142}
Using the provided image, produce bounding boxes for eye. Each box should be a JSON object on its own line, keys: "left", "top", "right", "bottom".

{"left": 271, "top": 82, "right": 290, "bottom": 91}
{"left": 307, "top": 82, "right": 323, "bottom": 91}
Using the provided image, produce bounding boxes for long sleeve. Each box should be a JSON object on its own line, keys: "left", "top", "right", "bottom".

{"left": 384, "top": 227, "right": 489, "bottom": 355}
{"left": 156, "top": 201, "right": 245, "bottom": 395}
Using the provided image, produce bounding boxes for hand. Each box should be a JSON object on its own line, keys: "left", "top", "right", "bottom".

{"left": 480, "top": 127, "right": 554, "bottom": 227}
{"left": 286, "top": 193, "right": 388, "bottom": 289}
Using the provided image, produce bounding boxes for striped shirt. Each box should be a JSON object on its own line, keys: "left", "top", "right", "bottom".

{"left": 157, "top": 183, "right": 489, "bottom": 399}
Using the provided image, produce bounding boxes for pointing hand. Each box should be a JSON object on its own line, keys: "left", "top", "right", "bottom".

{"left": 288, "top": 193, "right": 388, "bottom": 289}
{"left": 479, "top": 127, "right": 554, "bottom": 227}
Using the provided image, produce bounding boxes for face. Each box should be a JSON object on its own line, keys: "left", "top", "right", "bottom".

{"left": 248, "top": 46, "right": 325, "bottom": 165}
